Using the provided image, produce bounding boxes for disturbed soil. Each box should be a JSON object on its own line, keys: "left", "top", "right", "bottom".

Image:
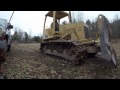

{"left": 1, "top": 42, "right": 120, "bottom": 79}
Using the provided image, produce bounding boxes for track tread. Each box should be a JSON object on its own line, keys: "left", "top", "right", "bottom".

{"left": 40, "top": 40, "right": 87, "bottom": 65}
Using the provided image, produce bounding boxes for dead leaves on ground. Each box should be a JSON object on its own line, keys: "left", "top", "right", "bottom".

{"left": 1, "top": 43, "right": 120, "bottom": 79}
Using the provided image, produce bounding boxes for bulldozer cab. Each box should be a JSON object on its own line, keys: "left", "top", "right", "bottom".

{"left": 43, "top": 11, "right": 71, "bottom": 40}
{"left": 43, "top": 11, "right": 91, "bottom": 41}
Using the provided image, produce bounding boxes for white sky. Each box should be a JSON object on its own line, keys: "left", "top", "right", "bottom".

{"left": 0, "top": 11, "right": 120, "bottom": 36}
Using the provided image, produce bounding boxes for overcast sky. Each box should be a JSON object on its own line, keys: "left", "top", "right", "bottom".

{"left": 0, "top": 11, "right": 120, "bottom": 36}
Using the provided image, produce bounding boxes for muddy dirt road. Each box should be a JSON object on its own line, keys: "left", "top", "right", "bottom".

{"left": 2, "top": 43, "right": 120, "bottom": 79}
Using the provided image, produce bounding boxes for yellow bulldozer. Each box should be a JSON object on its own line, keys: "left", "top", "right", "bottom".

{"left": 40, "top": 11, "right": 117, "bottom": 67}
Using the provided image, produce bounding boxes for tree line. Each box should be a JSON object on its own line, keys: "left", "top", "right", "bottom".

{"left": 12, "top": 27, "right": 42, "bottom": 43}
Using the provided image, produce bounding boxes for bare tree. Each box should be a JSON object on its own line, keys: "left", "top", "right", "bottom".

{"left": 13, "top": 30, "right": 18, "bottom": 41}
{"left": 71, "top": 11, "right": 77, "bottom": 23}
{"left": 18, "top": 29, "right": 25, "bottom": 41}
{"left": 111, "top": 14, "right": 120, "bottom": 39}
{"left": 77, "top": 11, "right": 84, "bottom": 22}
{"left": 114, "top": 14, "right": 119, "bottom": 21}
{"left": 71, "top": 11, "right": 84, "bottom": 23}
{"left": 25, "top": 32, "right": 29, "bottom": 42}
{"left": 28, "top": 28, "right": 32, "bottom": 39}
{"left": 13, "top": 27, "right": 25, "bottom": 42}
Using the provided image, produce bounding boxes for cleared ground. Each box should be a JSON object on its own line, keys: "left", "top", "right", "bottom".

{"left": 2, "top": 42, "right": 120, "bottom": 79}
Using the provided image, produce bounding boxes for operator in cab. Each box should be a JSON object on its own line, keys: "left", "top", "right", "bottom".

{"left": 51, "top": 19, "right": 59, "bottom": 32}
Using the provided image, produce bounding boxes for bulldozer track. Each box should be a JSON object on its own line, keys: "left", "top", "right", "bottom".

{"left": 40, "top": 40, "right": 87, "bottom": 65}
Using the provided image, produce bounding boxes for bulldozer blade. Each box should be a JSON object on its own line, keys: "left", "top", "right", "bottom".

{"left": 97, "top": 14, "right": 117, "bottom": 67}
